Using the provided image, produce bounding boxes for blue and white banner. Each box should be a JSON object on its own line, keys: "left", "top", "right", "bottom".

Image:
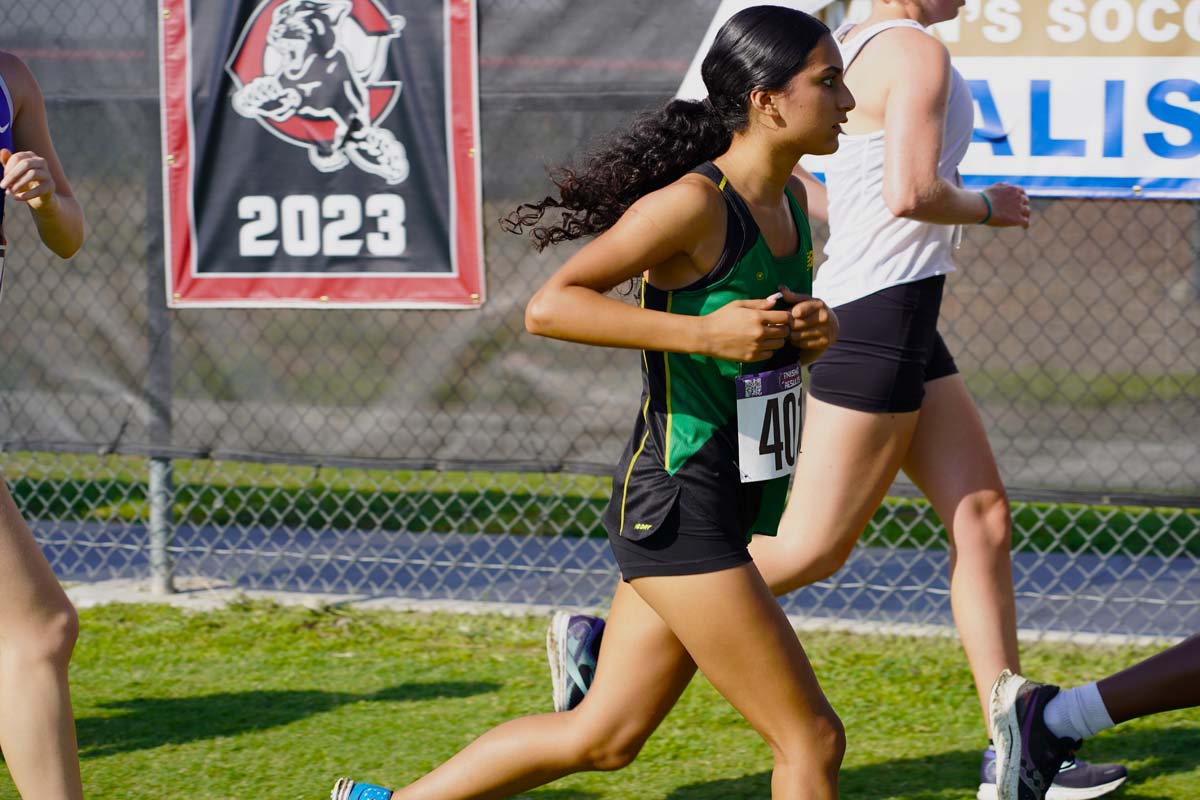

{"left": 943, "top": 0, "right": 1200, "bottom": 199}
{"left": 685, "top": 0, "right": 1200, "bottom": 199}
{"left": 957, "top": 57, "right": 1199, "bottom": 198}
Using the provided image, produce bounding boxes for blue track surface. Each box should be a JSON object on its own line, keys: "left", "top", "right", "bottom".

{"left": 38, "top": 521, "right": 1197, "bottom": 639}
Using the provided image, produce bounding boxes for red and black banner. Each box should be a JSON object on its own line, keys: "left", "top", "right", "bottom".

{"left": 160, "top": 0, "right": 483, "bottom": 307}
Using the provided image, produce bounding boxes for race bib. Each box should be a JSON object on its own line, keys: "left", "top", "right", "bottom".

{"left": 735, "top": 362, "right": 802, "bottom": 483}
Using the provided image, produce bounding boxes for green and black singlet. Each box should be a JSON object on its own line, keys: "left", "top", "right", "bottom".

{"left": 602, "top": 161, "right": 814, "bottom": 566}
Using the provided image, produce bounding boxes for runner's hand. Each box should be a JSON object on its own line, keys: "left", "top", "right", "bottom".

{"left": 981, "top": 183, "right": 1030, "bottom": 228}
{"left": 698, "top": 296, "right": 792, "bottom": 362}
{"left": 778, "top": 286, "right": 838, "bottom": 360}
{"left": 0, "top": 148, "right": 57, "bottom": 212}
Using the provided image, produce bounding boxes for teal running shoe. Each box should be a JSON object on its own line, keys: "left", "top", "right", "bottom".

{"left": 546, "top": 611, "right": 605, "bottom": 712}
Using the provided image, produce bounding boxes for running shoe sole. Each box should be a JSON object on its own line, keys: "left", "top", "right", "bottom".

{"left": 977, "top": 781, "right": 1128, "bottom": 800}
{"left": 331, "top": 778, "right": 393, "bottom": 800}
{"left": 546, "top": 610, "right": 571, "bottom": 713}
{"left": 990, "top": 669, "right": 1026, "bottom": 800}
{"left": 983, "top": 672, "right": 1126, "bottom": 800}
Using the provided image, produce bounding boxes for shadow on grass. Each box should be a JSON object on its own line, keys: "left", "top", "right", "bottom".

{"left": 77, "top": 681, "right": 499, "bottom": 758}
{"left": 663, "top": 727, "right": 1200, "bottom": 800}
{"left": 660, "top": 745, "right": 978, "bottom": 800}
{"left": 1070, "top": 724, "right": 1200, "bottom": 800}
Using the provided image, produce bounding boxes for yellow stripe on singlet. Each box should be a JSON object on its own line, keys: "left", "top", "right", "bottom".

{"left": 619, "top": 393, "right": 652, "bottom": 537}
{"left": 718, "top": 176, "right": 728, "bottom": 191}
{"left": 619, "top": 284, "right": 652, "bottom": 536}
{"left": 662, "top": 292, "right": 674, "bottom": 472}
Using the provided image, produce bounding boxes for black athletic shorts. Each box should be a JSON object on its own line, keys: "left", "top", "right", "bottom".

{"left": 808, "top": 275, "right": 958, "bottom": 414}
{"left": 607, "top": 482, "right": 754, "bottom": 581}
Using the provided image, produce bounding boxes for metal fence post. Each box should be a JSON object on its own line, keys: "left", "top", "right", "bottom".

{"left": 145, "top": 0, "right": 175, "bottom": 594}
{"left": 148, "top": 457, "right": 174, "bottom": 594}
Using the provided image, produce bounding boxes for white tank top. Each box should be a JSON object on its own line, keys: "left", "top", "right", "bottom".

{"left": 813, "top": 19, "right": 975, "bottom": 309}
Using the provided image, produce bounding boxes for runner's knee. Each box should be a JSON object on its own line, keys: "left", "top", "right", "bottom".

{"left": 778, "top": 539, "right": 856, "bottom": 585}
{"left": 757, "top": 530, "right": 857, "bottom": 592}
{"left": 568, "top": 714, "right": 653, "bottom": 771}
{"left": 584, "top": 740, "right": 643, "bottom": 772}
{"left": 4, "top": 595, "right": 79, "bottom": 666}
{"left": 951, "top": 490, "right": 1012, "bottom": 554}
{"left": 768, "top": 707, "right": 846, "bottom": 775}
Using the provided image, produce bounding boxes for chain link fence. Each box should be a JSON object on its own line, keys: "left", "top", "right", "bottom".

{"left": 0, "top": 0, "right": 1196, "bottom": 640}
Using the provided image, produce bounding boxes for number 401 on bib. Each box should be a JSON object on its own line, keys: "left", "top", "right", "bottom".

{"left": 735, "top": 363, "right": 803, "bottom": 483}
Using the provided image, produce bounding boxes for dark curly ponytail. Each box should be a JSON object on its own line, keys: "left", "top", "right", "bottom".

{"left": 502, "top": 100, "right": 729, "bottom": 250}
{"left": 503, "top": 6, "right": 829, "bottom": 251}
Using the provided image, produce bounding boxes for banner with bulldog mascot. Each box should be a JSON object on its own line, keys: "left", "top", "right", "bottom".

{"left": 160, "top": 0, "right": 484, "bottom": 307}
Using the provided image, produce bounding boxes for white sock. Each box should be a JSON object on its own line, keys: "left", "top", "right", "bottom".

{"left": 1042, "top": 682, "right": 1116, "bottom": 741}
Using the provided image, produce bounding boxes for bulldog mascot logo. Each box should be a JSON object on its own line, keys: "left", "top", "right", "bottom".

{"left": 227, "top": 0, "right": 410, "bottom": 184}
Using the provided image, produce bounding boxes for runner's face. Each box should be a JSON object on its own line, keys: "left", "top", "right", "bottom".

{"left": 769, "top": 35, "right": 855, "bottom": 156}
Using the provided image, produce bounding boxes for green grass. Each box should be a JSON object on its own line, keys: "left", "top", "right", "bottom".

{"left": 869, "top": 497, "right": 1200, "bottom": 560}
{"left": 965, "top": 367, "right": 1200, "bottom": 408}
{"left": 0, "top": 602, "right": 1193, "bottom": 799}
{"left": 3, "top": 452, "right": 1198, "bottom": 558}
{"left": 4, "top": 455, "right": 611, "bottom": 538}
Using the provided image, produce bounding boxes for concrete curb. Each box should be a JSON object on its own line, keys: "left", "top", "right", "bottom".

{"left": 64, "top": 578, "right": 1184, "bottom": 648}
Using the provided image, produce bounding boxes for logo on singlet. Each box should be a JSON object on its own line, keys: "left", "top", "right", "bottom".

{"left": 226, "top": 0, "right": 410, "bottom": 185}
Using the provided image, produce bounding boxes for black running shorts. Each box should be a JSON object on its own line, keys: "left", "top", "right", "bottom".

{"left": 808, "top": 275, "right": 958, "bottom": 414}
{"left": 607, "top": 482, "right": 754, "bottom": 581}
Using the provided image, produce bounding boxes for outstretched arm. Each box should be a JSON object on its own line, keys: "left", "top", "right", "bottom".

{"left": 0, "top": 52, "right": 84, "bottom": 258}
{"left": 525, "top": 178, "right": 794, "bottom": 364}
{"left": 1098, "top": 634, "right": 1200, "bottom": 724}
{"left": 877, "top": 31, "right": 1027, "bottom": 229}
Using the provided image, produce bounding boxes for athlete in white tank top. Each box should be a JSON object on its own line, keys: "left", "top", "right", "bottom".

{"left": 814, "top": 18, "right": 975, "bottom": 308}
{"left": 782, "top": 8, "right": 1125, "bottom": 799}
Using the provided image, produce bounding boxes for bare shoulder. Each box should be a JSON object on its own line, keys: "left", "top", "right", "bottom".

{"left": 856, "top": 27, "right": 951, "bottom": 112}
{"left": 0, "top": 51, "right": 41, "bottom": 109}
{"left": 883, "top": 26, "right": 945, "bottom": 68}
{"left": 867, "top": 27, "right": 949, "bottom": 75}
{"left": 0, "top": 51, "right": 31, "bottom": 78}
{"left": 626, "top": 172, "right": 725, "bottom": 236}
